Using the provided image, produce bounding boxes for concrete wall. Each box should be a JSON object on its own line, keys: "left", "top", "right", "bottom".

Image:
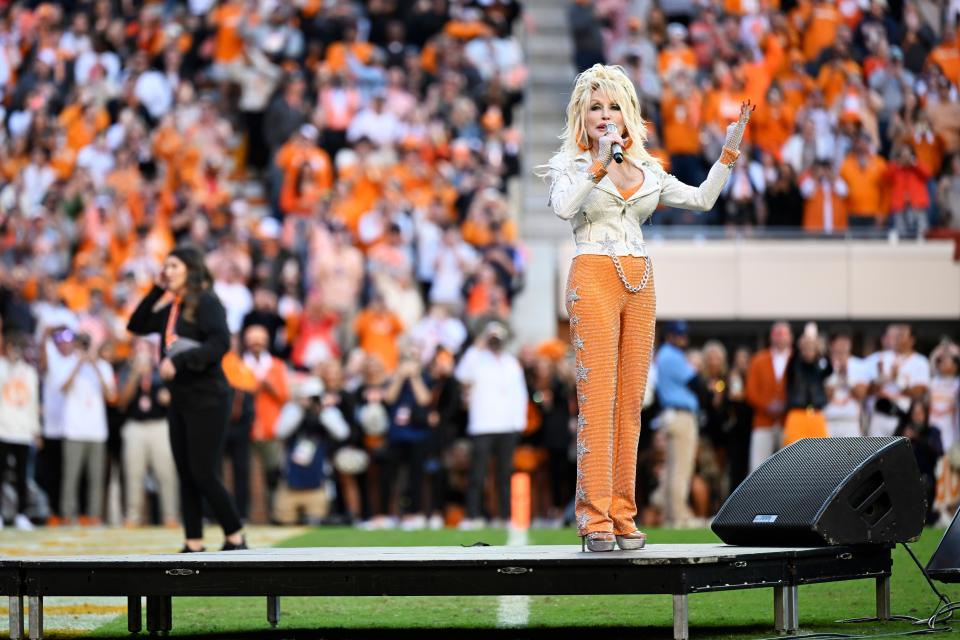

{"left": 546, "top": 239, "right": 960, "bottom": 323}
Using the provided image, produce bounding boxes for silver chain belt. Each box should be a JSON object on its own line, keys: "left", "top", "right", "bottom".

{"left": 609, "top": 253, "right": 651, "bottom": 293}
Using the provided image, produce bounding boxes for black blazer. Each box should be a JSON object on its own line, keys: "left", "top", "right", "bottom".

{"left": 127, "top": 285, "right": 230, "bottom": 399}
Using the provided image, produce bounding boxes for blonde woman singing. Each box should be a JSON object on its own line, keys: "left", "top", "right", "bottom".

{"left": 540, "top": 64, "right": 752, "bottom": 552}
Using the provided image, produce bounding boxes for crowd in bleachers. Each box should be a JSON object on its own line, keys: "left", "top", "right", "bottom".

{"left": 0, "top": 0, "right": 528, "bottom": 530}
{"left": 571, "top": 0, "right": 960, "bottom": 236}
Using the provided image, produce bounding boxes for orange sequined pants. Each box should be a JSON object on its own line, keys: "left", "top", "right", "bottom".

{"left": 566, "top": 254, "right": 656, "bottom": 536}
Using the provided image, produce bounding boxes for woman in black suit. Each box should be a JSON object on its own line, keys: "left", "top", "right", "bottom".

{"left": 127, "top": 245, "right": 246, "bottom": 552}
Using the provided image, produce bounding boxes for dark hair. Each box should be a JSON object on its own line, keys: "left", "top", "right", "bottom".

{"left": 829, "top": 326, "right": 853, "bottom": 342}
{"left": 168, "top": 244, "right": 213, "bottom": 323}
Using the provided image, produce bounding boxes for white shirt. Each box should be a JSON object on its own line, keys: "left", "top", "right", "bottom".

{"left": 410, "top": 315, "right": 467, "bottom": 363}
{"left": 867, "top": 350, "right": 931, "bottom": 437}
{"left": 930, "top": 375, "right": 960, "bottom": 452}
{"left": 823, "top": 356, "right": 868, "bottom": 436}
{"left": 76, "top": 144, "right": 115, "bottom": 187}
{"left": 413, "top": 211, "right": 441, "bottom": 282}
{"left": 771, "top": 348, "right": 790, "bottom": 382}
{"left": 0, "top": 358, "right": 41, "bottom": 444}
{"left": 455, "top": 346, "right": 528, "bottom": 436}
{"left": 74, "top": 50, "right": 121, "bottom": 85}
{"left": 346, "top": 108, "right": 402, "bottom": 148}
{"left": 134, "top": 70, "right": 174, "bottom": 119}
{"left": 213, "top": 280, "right": 253, "bottom": 334}
{"left": 55, "top": 356, "right": 114, "bottom": 443}
{"left": 430, "top": 242, "right": 478, "bottom": 306}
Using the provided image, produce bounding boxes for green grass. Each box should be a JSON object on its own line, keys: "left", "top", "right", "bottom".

{"left": 83, "top": 527, "right": 958, "bottom": 639}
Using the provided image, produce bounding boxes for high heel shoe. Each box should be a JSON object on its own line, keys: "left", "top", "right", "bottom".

{"left": 580, "top": 532, "right": 616, "bottom": 552}
{"left": 179, "top": 545, "right": 205, "bottom": 553}
{"left": 221, "top": 535, "right": 248, "bottom": 551}
{"left": 615, "top": 530, "right": 647, "bottom": 551}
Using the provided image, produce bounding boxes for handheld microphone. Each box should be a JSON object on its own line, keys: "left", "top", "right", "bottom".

{"left": 605, "top": 122, "right": 624, "bottom": 164}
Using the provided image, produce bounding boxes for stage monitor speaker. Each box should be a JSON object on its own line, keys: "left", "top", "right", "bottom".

{"left": 711, "top": 437, "right": 925, "bottom": 546}
{"left": 927, "top": 507, "right": 960, "bottom": 583}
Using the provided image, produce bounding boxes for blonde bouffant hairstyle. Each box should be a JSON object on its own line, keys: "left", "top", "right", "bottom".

{"left": 539, "top": 64, "right": 661, "bottom": 175}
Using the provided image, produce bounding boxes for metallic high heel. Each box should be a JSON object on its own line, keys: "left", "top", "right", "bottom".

{"left": 615, "top": 530, "right": 647, "bottom": 551}
{"left": 580, "top": 532, "right": 616, "bottom": 552}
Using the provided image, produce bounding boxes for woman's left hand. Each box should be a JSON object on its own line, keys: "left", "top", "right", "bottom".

{"left": 159, "top": 358, "right": 177, "bottom": 381}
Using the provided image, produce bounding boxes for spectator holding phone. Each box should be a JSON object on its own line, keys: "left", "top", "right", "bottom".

{"left": 127, "top": 245, "right": 246, "bottom": 552}
{"left": 54, "top": 331, "right": 116, "bottom": 525}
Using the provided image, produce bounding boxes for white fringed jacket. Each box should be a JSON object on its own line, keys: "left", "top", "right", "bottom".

{"left": 547, "top": 150, "right": 733, "bottom": 257}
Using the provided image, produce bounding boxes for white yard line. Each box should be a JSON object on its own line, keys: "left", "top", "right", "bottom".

{"left": 496, "top": 526, "right": 530, "bottom": 628}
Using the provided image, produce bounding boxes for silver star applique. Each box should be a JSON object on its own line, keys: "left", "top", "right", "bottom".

{"left": 599, "top": 235, "right": 618, "bottom": 255}
{"left": 577, "top": 513, "right": 590, "bottom": 532}
{"left": 576, "top": 439, "right": 591, "bottom": 460}
{"left": 575, "top": 362, "right": 591, "bottom": 382}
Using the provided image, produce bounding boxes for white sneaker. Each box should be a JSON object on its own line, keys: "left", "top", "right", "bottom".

{"left": 400, "top": 514, "right": 427, "bottom": 531}
{"left": 457, "top": 517, "right": 485, "bottom": 531}
{"left": 14, "top": 514, "right": 33, "bottom": 531}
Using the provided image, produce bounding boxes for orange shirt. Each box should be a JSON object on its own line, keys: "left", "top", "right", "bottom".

{"left": 752, "top": 103, "right": 795, "bottom": 158}
{"left": 443, "top": 20, "right": 491, "bottom": 40}
{"left": 461, "top": 218, "right": 518, "bottom": 248}
{"left": 801, "top": 174, "right": 848, "bottom": 232}
{"left": 802, "top": 3, "right": 842, "bottom": 61}
{"left": 222, "top": 351, "right": 259, "bottom": 393}
{"left": 658, "top": 46, "right": 697, "bottom": 78}
{"left": 324, "top": 41, "right": 374, "bottom": 73}
{"left": 251, "top": 357, "right": 290, "bottom": 441}
{"left": 275, "top": 142, "right": 333, "bottom": 191}
{"left": 816, "top": 59, "right": 861, "bottom": 107}
{"left": 905, "top": 131, "right": 945, "bottom": 177}
{"left": 839, "top": 154, "right": 888, "bottom": 218}
{"left": 931, "top": 43, "right": 960, "bottom": 86}
{"left": 211, "top": 2, "right": 246, "bottom": 64}
{"left": 741, "top": 59, "right": 773, "bottom": 106}
{"left": 280, "top": 176, "right": 326, "bottom": 217}
{"left": 354, "top": 309, "right": 404, "bottom": 372}
{"left": 59, "top": 104, "right": 109, "bottom": 151}
{"left": 702, "top": 87, "right": 752, "bottom": 140}
{"left": 661, "top": 90, "right": 702, "bottom": 155}
{"left": 777, "top": 67, "right": 815, "bottom": 112}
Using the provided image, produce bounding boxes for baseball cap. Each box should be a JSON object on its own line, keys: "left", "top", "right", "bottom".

{"left": 663, "top": 320, "right": 688, "bottom": 336}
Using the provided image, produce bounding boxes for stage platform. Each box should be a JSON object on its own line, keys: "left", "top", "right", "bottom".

{"left": 2, "top": 543, "right": 893, "bottom": 640}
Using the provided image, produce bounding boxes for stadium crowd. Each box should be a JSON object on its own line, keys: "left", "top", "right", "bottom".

{"left": 571, "top": 0, "right": 960, "bottom": 237}
{"left": 0, "top": 0, "right": 957, "bottom": 537}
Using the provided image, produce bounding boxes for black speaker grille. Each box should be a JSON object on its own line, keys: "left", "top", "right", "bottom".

{"left": 717, "top": 437, "right": 899, "bottom": 526}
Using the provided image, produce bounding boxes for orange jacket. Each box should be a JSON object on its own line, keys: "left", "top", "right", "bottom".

{"left": 746, "top": 349, "right": 788, "bottom": 428}
{"left": 252, "top": 357, "right": 290, "bottom": 441}
{"left": 800, "top": 173, "right": 848, "bottom": 232}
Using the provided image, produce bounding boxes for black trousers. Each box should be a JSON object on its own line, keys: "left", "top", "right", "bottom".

{"left": 168, "top": 393, "right": 243, "bottom": 540}
{"left": 35, "top": 437, "right": 62, "bottom": 517}
{"left": 0, "top": 441, "right": 30, "bottom": 516}
{"left": 223, "top": 417, "right": 253, "bottom": 521}
{"left": 467, "top": 433, "right": 519, "bottom": 520}
{"left": 380, "top": 439, "right": 429, "bottom": 516}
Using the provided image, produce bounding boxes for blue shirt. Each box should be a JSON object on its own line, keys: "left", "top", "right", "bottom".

{"left": 655, "top": 342, "right": 698, "bottom": 412}
{"left": 388, "top": 373, "right": 432, "bottom": 443}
